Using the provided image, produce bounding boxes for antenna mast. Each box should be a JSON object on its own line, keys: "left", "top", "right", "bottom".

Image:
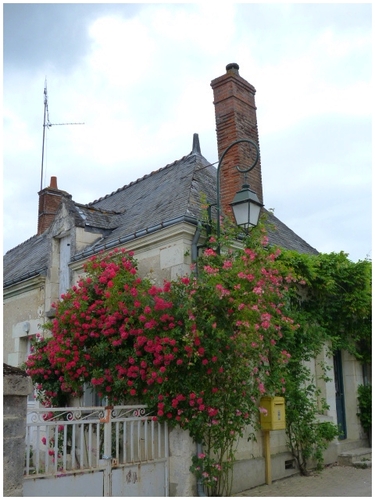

{"left": 40, "top": 79, "right": 84, "bottom": 191}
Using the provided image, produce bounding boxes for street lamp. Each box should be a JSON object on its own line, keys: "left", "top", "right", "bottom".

{"left": 215, "top": 138, "right": 263, "bottom": 250}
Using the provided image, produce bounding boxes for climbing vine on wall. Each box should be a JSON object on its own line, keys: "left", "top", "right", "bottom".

{"left": 270, "top": 235, "right": 371, "bottom": 474}
{"left": 277, "top": 248, "right": 372, "bottom": 362}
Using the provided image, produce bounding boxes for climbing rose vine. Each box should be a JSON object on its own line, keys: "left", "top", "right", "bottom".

{"left": 26, "top": 230, "right": 298, "bottom": 495}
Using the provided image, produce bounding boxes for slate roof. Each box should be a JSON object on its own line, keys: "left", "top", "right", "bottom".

{"left": 266, "top": 210, "right": 319, "bottom": 255}
{"left": 71, "top": 147, "right": 217, "bottom": 260}
{"left": 73, "top": 203, "right": 124, "bottom": 230}
{"left": 3, "top": 136, "right": 318, "bottom": 287}
{"left": 3, "top": 232, "right": 50, "bottom": 287}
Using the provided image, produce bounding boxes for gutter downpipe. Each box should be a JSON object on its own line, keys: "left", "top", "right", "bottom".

{"left": 196, "top": 442, "right": 207, "bottom": 497}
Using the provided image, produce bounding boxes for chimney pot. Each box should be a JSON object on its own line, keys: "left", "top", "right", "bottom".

{"left": 50, "top": 176, "right": 58, "bottom": 189}
{"left": 226, "top": 62, "right": 240, "bottom": 74}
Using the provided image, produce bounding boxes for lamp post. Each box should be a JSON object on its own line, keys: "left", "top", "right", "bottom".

{"left": 215, "top": 138, "right": 263, "bottom": 252}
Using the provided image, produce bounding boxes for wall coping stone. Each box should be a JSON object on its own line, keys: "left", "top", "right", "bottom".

{"left": 3, "top": 363, "right": 33, "bottom": 396}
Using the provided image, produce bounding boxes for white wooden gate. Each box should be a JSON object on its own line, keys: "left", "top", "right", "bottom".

{"left": 24, "top": 405, "right": 169, "bottom": 496}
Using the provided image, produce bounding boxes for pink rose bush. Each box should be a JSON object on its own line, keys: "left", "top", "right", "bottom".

{"left": 25, "top": 224, "right": 298, "bottom": 496}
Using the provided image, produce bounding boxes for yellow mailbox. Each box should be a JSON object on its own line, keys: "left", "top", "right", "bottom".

{"left": 260, "top": 396, "right": 285, "bottom": 430}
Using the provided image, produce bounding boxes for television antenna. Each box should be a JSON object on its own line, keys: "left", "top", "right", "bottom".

{"left": 40, "top": 78, "right": 84, "bottom": 191}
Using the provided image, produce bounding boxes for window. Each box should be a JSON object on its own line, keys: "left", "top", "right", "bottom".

{"left": 81, "top": 383, "right": 106, "bottom": 407}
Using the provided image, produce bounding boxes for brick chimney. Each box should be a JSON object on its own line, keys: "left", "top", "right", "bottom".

{"left": 211, "top": 63, "right": 263, "bottom": 220}
{"left": 37, "top": 176, "right": 70, "bottom": 235}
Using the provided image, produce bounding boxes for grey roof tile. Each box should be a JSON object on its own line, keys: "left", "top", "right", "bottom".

{"left": 3, "top": 233, "right": 50, "bottom": 286}
{"left": 74, "top": 204, "right": 123, "bottom": 230}
{"left": 265, "top": 210, "right": 319, "bottom": 255}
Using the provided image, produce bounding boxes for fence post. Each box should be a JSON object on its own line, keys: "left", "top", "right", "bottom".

{"left": 99, "top": 406, "right": 113, "bottom": 496}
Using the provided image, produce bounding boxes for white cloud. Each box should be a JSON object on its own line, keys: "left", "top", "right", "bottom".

{"left": 87, "top": 16, "right": 156, "bottom": 89}
{"left": 3, "top": 109, "right": 35, "bottom": 153}
{"left": 316, "top": 28, "right": 371, "bottom": 59}
{"left": 3, "top": 3, "right": 371, "bottom": 262}
{"left": 149, "top": 4, "right": 236, "bottom": 51}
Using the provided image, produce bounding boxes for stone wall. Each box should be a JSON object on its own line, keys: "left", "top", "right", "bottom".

{"left": 3, "top": 364, "right": 33, "bottom": 497}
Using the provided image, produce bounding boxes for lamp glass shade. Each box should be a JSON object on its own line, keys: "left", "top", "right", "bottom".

{"left": 230, "top": 185, "right": 263, "bottom": 229}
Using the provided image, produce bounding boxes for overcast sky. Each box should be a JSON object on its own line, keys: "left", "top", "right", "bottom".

{"left": 3, "top": 3, "right": 372, "bottom": 262}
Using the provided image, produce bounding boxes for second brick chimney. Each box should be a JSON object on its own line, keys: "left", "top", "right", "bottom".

{"left": 37, "top": 176, "right": 71, "bottom": 235}
{"left": 211, "top": 63, "right": 264, "bottom": 220}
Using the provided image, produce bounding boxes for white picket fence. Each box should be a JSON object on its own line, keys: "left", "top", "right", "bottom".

{"left": 24, "top": 405, "right": 169, "bottom": 496}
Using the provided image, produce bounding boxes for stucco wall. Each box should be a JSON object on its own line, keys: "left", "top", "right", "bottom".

{"left": 3, "top": 284, "right": 45, "bottom": 366}
{"left": 71, "top": 224, "right": 195, "bottom": 285}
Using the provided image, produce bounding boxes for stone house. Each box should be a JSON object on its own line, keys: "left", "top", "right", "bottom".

{"left": 3, "top": 63, "right": 368, "bottom": 492}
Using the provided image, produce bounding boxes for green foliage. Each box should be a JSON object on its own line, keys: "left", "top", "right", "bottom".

{"left": 357, "top": 384, "right": 372, "bottom": 434}
{"left": 278, "top": 250, "right": 372, "bottom": 362}
{"left": 190, "top": 452, "right": 233, "bottom": 496}
{"left": 283, "top": 360, "right": 339, "bottom": 474}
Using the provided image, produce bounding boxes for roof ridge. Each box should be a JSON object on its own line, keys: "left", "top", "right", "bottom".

{"left": 89, "top": 152, "right": 194, "bottom": 205}
{"left": 185, "top": 156, "right": 216, "bottom": 212}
